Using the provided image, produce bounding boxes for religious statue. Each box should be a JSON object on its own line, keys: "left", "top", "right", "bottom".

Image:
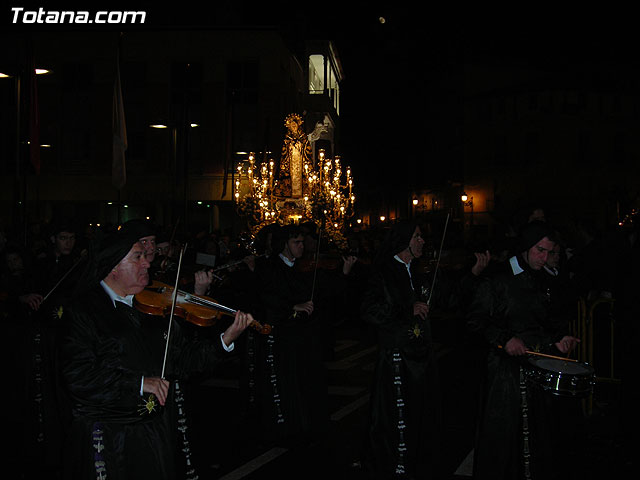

{"left": 234, "top": 112, "right": 355, "bottom": 251}
{"left": 274, "top": 113, "right": 313, "bottom": 198}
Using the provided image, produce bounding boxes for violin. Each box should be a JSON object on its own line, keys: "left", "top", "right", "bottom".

{"left": 134, "top": 280, "right": 272, "bottom": 334}
{"left": 296, "top": 252, "right": 347, "bottom": 273}
{"left": 195, "top": 253, "right": 266, "bottom": 287}
{"left": 212, "top": 253, "right": 266, "bottom": 274}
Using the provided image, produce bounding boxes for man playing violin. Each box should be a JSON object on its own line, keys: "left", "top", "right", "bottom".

{"left": 250, "top": 224, "right": 355, "bottom": 453}
{"left": 59, "top": 226, "right": 254, "bottom": 480}
{"left": 359, "top": 220, "right": 443, "bottom": 479}
{"left": 467, "top": 220, "right": 581, "bottom": 480}
{"left": 14, "top": 219, "right": 84, "bottom": 478}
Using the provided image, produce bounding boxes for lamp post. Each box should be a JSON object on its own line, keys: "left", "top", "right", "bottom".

{"left": 149, "top": 121, "right": 199, "bottom": 227}
{"left": 1, "top": 66, "right": 51, "bottom": 244}
{"left": 461, "top": 191, "right": 474, "bottom": 227}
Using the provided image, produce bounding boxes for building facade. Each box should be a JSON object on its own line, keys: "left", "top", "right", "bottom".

{"left": 0, "top": 27, "right": 343, "bottom": 237}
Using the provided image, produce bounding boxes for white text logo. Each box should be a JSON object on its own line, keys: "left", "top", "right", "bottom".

{"left": 11, "top": 7, "right": 146, "bottom": 24}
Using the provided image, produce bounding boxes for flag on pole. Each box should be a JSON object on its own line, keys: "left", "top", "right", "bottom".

{"left": 112, "top": 37, "right": 127, "bottom": 189}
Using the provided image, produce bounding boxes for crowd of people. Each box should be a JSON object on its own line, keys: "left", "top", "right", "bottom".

{"left": 0, "top": 204, "right": 637, "bottom": 479}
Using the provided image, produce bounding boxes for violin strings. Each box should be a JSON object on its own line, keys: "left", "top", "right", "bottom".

{"left": 183, "top": 294, "right": 237, "bottom": 315}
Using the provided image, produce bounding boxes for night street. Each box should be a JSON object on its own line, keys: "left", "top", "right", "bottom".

{"left": 185, "top": 311, "right": 626, "bottom": 479}
{"left": 2, "top": 5, "right": 639, "bottom": 480}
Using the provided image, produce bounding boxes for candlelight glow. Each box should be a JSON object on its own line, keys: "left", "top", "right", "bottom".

{"left": 233, "top": 114, "right": 357, "bottom": 249}
{"left": 234, "top": 148, "right": 356, "bottom": 233}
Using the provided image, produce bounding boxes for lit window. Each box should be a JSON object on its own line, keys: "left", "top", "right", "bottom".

{"left": 308, "top": 53, "right": 340, "bottom": 115}
{"left": 309, "top": 55, "right": 325, "bottom": 94}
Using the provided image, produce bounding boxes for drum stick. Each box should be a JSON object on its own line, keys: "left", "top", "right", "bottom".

{"left": 525, "top": 350, "right": 578, "bottom": 362}
{"left": 497, "top": 345, "right": 578, "bottom": 362}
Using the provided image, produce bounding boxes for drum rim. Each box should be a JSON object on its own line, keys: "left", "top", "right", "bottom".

{"left": 527, "top": 356, "right": 595, "bottom": 374}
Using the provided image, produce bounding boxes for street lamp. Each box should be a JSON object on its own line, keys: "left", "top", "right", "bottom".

{"left": 149, "top": 120, "right": 200, "bottom": 224}
{"left": 1, "top": 66, "right": 52, "bottom": 243}
{"left": 412, "top": 197, "right": 419, "bottom": 219}
{"left": 461, "top": 191, "right": 474, "bottom": 226}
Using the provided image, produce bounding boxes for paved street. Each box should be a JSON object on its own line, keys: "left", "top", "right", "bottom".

{"left": 185, "top": 313, "right": 628, "bottom": 479}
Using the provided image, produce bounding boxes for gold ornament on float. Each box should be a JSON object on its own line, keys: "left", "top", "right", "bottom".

{"left": 234, "top": 114, "right": 356, "bottom": 250}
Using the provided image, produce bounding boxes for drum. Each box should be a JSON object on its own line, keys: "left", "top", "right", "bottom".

{"left": 525, "top": 356, "right": 595, "bottom": 398}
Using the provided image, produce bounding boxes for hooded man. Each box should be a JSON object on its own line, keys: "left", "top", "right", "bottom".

{"left": 59, "top": 226, "right": 254, "bottom": 479}
{"left": 359, "top": 221, "right": 443, "bottom": 479}
{"left": 467, "top": 220, "right": 581, "bottom": 480}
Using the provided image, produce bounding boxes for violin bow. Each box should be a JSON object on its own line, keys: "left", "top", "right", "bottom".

{"left": 42, "top": 251, "right": 87, "bottom": 303}
{"left": 309, "top": 222, "right": 323, "bottom": 303}
{"left": 169, "top": 218, "right": 180, "bottom": 246}
{"left": 160, "top": 218, "right": 181, "bottom": 272}
{"left": 160, "top": 242, "right": 187, "bottom": 379}
{"left": 426, "top": 211, "right": 450, "bottom": 308}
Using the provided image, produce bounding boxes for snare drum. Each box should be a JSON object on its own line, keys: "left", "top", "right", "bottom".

{"left": 525, "top": 356, "right": 595, "bottom": 398}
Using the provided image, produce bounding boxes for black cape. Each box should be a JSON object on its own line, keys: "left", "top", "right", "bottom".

{"left": 250, "top": 254, "right": 331, "bottom": 446}
{"left": 360, "top": 255, "right": 443, "bottom": 479}
{"left": 467, "top": 255, "right": 578, "bottom": 480}
{"left": 59, "top": 283, "right": 231, "bottom": 480}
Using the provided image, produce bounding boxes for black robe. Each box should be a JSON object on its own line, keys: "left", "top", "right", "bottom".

{"left": 59, "top": 284, "right": 232, "bottom": 480}
{"left": 360, "top": 256, "right": 443, "bottom": 479}
{"left": 467, "top": 255, "right": 575, "bottom": 480}
{"left": 250, "top": 254, "right": 331, "bottom": 446}
{"left": 2, "top": 252, "right": 80, "bottom": 477}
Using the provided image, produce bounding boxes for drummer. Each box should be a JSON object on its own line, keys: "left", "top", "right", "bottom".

{"left": 467, "top": 220, "right": 581, "bottom": 480}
